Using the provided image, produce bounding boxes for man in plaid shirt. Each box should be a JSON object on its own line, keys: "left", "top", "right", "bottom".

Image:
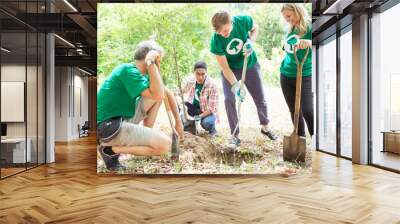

{"left": 183, "top": 61, "right": 218, "bottom": 136}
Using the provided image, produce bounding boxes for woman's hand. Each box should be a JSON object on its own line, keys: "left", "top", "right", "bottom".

{"left": 298, "top": 39, "right": 312, "bottom": 49}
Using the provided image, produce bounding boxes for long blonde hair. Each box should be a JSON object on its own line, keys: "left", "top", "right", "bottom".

{"left": 281, "top": 3, "right": 310, "bottom": 36}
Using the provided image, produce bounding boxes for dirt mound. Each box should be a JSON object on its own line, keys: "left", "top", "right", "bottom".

{"left": 98, "top": 129, "right": 312, "bottom": 175}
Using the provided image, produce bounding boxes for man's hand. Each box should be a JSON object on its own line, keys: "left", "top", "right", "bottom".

{"left": 175, "top": 121, "right": 184, "bottom": 141}
{"left": 145, "top": 50, "right": 160, "bottom": 64}
{"left": 231, "top": 81, "right": 246, "bottom": 102}
{"left": 155, "top": 56, "right": 161, "bottom": 70}
{"left": 243, "top": 39, "right": 253, "bottom": 56}
{"left": 193, "top": 115, "right": 201, "bottom": 121}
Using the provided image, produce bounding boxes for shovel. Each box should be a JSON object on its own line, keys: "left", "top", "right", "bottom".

{"left": 164, "top": 95, "right": 179, "bottom": 160}
{"left": 171, "top": 46, "right": 197, "bottom": 135}
{"left": 231, "top": 53, "right": 249, "bottom": 138}
{"left": 283, "top": 46, "right": 310, "bottom": 163}
{"left": 183, "top": 119, "right": 197, "bottom": 135}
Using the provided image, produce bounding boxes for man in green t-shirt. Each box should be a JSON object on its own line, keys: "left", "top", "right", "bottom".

{"left": 97, "top": 40, "right": 184, "bottom": 170}
{"left": 182, "top": 61, "right": 219, "bottom": 136}
{"left": 210, "top": 9, "right": 277, "bottom": 147}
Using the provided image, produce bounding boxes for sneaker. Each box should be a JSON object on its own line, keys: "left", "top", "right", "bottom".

{"left": 261, "top": 129, "right": 278, "bottom": 141}
{"left": 209, "top": 129, "right": 217, "bottom": 137}
{"left": 98, "top": 146, "right": 122, "bottom": 170}
{"left": 228, "top": 136, "right": 241, "bottom": 148}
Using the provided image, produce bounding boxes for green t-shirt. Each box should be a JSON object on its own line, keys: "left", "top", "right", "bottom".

{"left": 193, "top": 82, "right": 204, "bottom": 110}
{"left": 280, "top": 25, "right": 312, "bottom": 77}
{"left": 97, "top": 63, "right": 149, "bottom": 124}
{"left": 210, "top": 15, "right": 257, "bottom": 70}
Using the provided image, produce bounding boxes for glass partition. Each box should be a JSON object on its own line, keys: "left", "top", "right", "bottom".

{"left": 0, "top": 1, "right": 46, "bottom": 179}
{"left": 339, "top": 28, "right": 352, "bottom": 158}
{"left": 317, "top": 35, "right": 337, "bottom": 154}
{"left": 370, "top": 3, "right": 400, "bottom": 171}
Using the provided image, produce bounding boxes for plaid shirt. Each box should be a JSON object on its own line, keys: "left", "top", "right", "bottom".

{"left": 183, "top": 75, "right": 218, "bottom": 114}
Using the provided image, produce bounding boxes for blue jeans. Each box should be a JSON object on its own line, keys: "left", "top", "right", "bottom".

{"left": 185, "top": 102, "right": 217, "bottom": 134}
{"left": 200, "top": 114, "right": 217, "bottom": 135}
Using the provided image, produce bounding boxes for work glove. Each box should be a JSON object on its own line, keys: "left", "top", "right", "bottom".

{"left": 243, "top": 39, "right": 253, "bottom": 56}
{"left": 231, "top": 81, "right": 246, "bottom": 102}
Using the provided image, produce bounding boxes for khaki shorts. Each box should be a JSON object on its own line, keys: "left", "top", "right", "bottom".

{"left": 102, "top": 97, "right": 159, "bottom": 147}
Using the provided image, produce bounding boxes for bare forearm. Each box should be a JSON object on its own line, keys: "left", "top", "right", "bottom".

{"left": 249, "top": 24, "right": 259, "bottom": 41}
{"left": 200, "top": 110, "right": 212, "bottom": 118}
{"left": 221, "top": 68, "right": 237, "bottom": 86}
{"left": 216, "top": 55, "right": 237, "bottom": 86}
{"left": 165, "top": 88, "right": 181, "bottom": 122}
{"left": 147, "top": 64, "right": 164, "bottom": 100}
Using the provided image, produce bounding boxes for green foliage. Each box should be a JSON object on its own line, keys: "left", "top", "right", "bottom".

{"left": 250, "top": 4, "right": 286, "bottom": 60}
{"left": 97, "top": 3, "right": 311, "bottom": 88}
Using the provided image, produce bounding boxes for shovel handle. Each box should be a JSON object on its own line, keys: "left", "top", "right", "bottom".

{"left": 232, "top": 54, "right": 249, "bottom": 137}
{"left": 163, "top": 95, "right": 177, "bottom": 135}
{"left": 292, "top": 46, "right": 310, "bottom": 134}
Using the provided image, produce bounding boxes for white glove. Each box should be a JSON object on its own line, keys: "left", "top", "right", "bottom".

{"left": 243, "top": 39, "right": 253, "bottom": 56}
{"left": 231, "top": 81, "right": 246, "bottom": 102}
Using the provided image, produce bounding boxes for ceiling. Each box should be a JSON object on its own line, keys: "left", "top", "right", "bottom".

{"left": 2, "top": 0, "right": 396, "bottom": 74}
{"left": 0, "top": 0, "right": 97, "bottom": 75}
{"left": 312, "top": 0, "right": 391, "bottom": 43}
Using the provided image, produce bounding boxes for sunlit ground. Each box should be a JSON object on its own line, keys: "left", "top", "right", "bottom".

{"left": 98, "top": 85, "right": 313, "bottom": 175}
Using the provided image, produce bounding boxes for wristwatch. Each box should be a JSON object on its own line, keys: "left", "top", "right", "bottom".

{"left": 146, "top": 59, "right": 155, "bottom": 66}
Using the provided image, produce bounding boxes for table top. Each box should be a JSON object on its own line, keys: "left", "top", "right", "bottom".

{"left": 1, "top": 138, "right": 28, "bottom": 143}
{"left": 381, "top": 131, "right": 400, "bottom": 134}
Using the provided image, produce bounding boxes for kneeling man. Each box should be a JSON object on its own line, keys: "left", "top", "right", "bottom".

{"left": 182, "top": 61, "right": 219, "bottom": 136}
{"left": 97, "top": 40, "right": 184, "bottom": 170}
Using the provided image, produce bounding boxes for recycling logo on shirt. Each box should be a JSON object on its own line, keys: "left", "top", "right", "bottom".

{"left": 195, "top": 88, "right": 201, "bottom": 101}
{"left": 226, "top": 38, "right": 243, "bottom": 55}
{"left": 284, "top": 34, "right": 300, "bottom": 54}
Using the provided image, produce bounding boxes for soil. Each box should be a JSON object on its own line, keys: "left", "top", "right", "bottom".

{"left": 97, "top": 87, "right": 313, "bottom": 175}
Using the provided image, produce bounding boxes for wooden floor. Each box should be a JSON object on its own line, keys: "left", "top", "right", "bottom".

{"left": 0, "top": 136, "right": 400, "bottom": 223}
{"left": 372, "top": 151, "right": 400, "bottom": 171}
{"left": 1, "top": 167, "right": 26, "bottom": 178}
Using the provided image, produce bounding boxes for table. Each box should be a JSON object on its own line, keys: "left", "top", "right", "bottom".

{"left": 1, "top": 138, "right": 32, "bottom": 164}
{"left": 382, "top": 131, "right": 400, "bottom": 154}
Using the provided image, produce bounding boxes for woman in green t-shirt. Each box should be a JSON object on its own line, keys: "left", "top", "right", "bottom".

{"left": 280, "top": 3, "right": 313, "bottom": 137}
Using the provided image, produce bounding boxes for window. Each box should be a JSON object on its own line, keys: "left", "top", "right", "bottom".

{"left": 340, "top": 28, "right": 352, "bottom": 158}
{"left": 370, "top": 2, "right": 400, "bottom": 171}
{"left": 318, "top": 35, "right": 337, "bottom": 154}
{"left": 0, "top": 1, "right": 47, "bottom": 179}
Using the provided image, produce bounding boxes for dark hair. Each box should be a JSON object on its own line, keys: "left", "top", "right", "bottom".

{"left": 193, "top": 61, "right": 207, "bottom": 71}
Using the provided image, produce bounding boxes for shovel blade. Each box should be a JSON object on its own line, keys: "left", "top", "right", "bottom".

{"left": 170, "top": 133, "right": 179, "bottom": 160}
{"left": 283, "top": 133, "right": 306, "bottom": 163}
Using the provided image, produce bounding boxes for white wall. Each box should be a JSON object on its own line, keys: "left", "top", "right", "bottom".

{"left": 1, "top": 63, "right": 46, "bottom": 164}
{"left": 54, "top": 67, "right": 89, "bottom": 141}
{"left": 55, "top": 66, "right": 69, "bottom": 141}
{"left": 1, "top": 65, "right": 28, "bottom": 138}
